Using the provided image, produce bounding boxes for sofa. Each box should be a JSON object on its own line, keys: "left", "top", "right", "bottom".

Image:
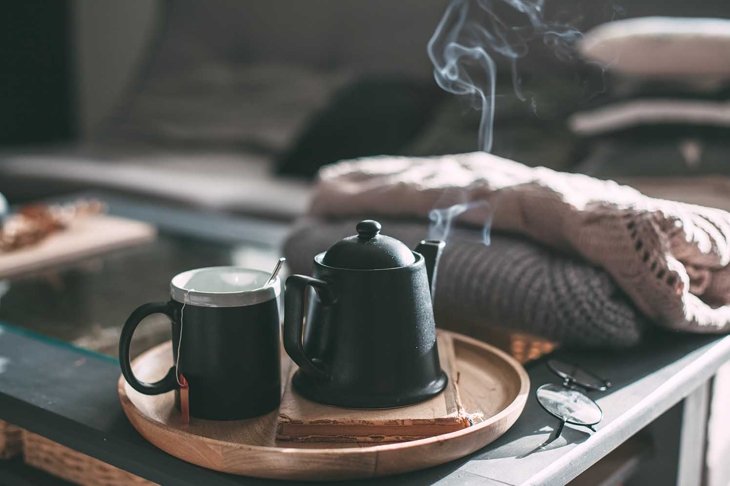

{"left": 0, "top": 0, "right": 448, "bottom": 218}
{"left": 4, "top": 0, "right": 728, "bottom": 218}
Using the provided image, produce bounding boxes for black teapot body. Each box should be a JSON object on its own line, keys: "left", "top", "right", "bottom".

{"left": 284, "top": 220, "right": 447, "bottom": 408}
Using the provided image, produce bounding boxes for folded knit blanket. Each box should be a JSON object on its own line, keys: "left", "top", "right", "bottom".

{"left": 310, "top": 153, "right": 730, "bottom": 333}
{"left": 284, "top": 219, "right": 646, "bottom": 348}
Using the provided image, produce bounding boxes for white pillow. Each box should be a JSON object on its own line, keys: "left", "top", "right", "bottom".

{"left": 569, "top": 99, "right": 730, "bottom": 135}
{"left": 579, "top": 17, "right": 730, "bottom": 79}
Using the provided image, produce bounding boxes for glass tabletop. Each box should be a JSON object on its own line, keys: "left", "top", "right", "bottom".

{"left": 0, "top": 195, "right": 284, "bottom": 358}
{"left": 0, "top": 192, "right": 551, "bottom": 365}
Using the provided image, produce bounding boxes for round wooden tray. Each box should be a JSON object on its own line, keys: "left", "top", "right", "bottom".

{"left": 118, "top": 330, "right": 529, "bottom": 481}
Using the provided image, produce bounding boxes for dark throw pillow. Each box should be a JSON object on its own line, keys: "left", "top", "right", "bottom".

{"left": 275, "top": 77, "right": 445, "bottom": 178}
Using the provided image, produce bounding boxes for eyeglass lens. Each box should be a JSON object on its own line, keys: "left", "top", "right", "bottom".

{"left": 547, "top": 359, "right": 612, "bottom": 391}
{"left": 535, "top": 383, "right": 603, "bottom": 426}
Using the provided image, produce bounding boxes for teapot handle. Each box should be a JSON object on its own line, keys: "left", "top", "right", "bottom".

{"left": 283, "top": 275, "right": 334, "bottom": 381}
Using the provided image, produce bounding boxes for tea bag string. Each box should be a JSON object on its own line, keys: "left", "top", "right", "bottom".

{"left": 175, "top": 288, "right": 192, "bottom": 386}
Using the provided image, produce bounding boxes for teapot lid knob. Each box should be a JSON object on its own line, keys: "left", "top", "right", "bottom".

{"left": 322, "top": 219, "right": 415, "bottom": 269}
{"left": 356, "top": 220, "right": 381, "bottom": 240}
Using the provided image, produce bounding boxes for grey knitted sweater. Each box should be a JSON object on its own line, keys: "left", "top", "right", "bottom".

{"left": 284, "top": 218, "right": 647, "bottom": 348}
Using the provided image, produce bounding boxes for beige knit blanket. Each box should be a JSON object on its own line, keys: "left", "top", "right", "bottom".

{"left": 310, "top": 153, "right": 730, "bottom": 333}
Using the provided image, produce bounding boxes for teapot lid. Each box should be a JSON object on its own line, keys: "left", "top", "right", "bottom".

{"left": 322, "top": 220, "right": 416, "bottom": 270}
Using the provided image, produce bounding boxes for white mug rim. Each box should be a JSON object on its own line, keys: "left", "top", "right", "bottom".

{"left": 170, "top": 266, "right": 280, "bottom": 308}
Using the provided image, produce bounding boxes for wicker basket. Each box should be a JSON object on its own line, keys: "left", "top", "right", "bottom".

{"left": 22, "top": 430, "right": 155, "bottom": 486}
{"left": 0, "top": 419, "right": 23, "bottom": 459}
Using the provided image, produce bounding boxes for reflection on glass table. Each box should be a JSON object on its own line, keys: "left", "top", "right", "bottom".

{"left": 0, "top": 193, "right": 284, "bottom": 358}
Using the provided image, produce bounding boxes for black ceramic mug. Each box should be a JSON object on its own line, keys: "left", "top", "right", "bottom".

{"left": 119, "top": 267, "right": 281, "bottom": 420}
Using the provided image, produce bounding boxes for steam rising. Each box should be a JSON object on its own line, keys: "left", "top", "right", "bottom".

{"left": 428, "top": 200, "right": 492, "bottom": 244}
{"left": 428, "top": 0, "right": 583, "bottom": 151}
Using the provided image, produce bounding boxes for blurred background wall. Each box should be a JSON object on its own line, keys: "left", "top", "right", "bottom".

{"left": 2, "top": 0, "right": 728, "bottom": 149}
{"left": 74, "top": 0, "right": 161, "bottom": 139}
{"left": 0, "top": 1, "right": 161, "bottom": 146}
{"left": 1, "top": 2, "right": 74, "bottom": 145}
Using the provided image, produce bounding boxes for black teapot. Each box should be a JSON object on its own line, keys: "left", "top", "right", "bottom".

{"left": 283, "top": 220, "right": 447, "bottom": 408}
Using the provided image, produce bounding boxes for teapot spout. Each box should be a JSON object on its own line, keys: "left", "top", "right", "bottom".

{"left": 415, "top": 240, "right": 445, "bottom": 297}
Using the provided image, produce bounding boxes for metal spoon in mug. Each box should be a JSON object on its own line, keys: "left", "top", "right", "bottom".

{"left": 265, "top": 258, "right": 286, "bottom": 287}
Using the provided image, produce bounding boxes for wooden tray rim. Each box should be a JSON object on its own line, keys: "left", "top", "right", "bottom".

{"left": 118, "top": 330, "right": 529, "bottom": 472}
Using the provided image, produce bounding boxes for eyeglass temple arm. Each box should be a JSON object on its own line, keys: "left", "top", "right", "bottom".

{"left": 540, "top": 419, "right": 566, "bottom": 448}
{"left": 556, "top": 361, "right": 612, "bottom": 390}
{"left": 539, "top": 419, "right": 598, "bottom": 450}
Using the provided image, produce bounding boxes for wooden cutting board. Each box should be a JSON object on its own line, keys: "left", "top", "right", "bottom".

{"left": 118, "top": 330, "right": 529, "bottom": 481}
{"left": 0, "top": 215, "right": 156, "bottom": 278}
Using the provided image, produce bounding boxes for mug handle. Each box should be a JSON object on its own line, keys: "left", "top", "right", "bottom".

{"left": 284, "top": 275, "right": 334, "bottom": 381}
{"left": 119, "top": 301, "right": 179, "bottom": 395}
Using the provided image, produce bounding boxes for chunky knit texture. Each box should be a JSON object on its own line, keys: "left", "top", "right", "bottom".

{"left": 284, "top": 218, "right": 647, "bottom": 348}
{"left": 310, "top": 153, "right": 730, "bottom": 333}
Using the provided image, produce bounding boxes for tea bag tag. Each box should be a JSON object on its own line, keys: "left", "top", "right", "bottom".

{"left": 179, "top": 372, "right": 190, "bottom": 425}
{"left": 176, "top": 289, "right": 191, "bottom": 425}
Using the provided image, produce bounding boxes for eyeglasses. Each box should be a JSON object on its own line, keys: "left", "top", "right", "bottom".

{"left": 535, "top": 359, "right": 612, "bottom": 446}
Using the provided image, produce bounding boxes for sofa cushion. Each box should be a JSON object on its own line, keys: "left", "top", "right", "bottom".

{"left": 104, "top": 63, "right": 350, "bottom": 154}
